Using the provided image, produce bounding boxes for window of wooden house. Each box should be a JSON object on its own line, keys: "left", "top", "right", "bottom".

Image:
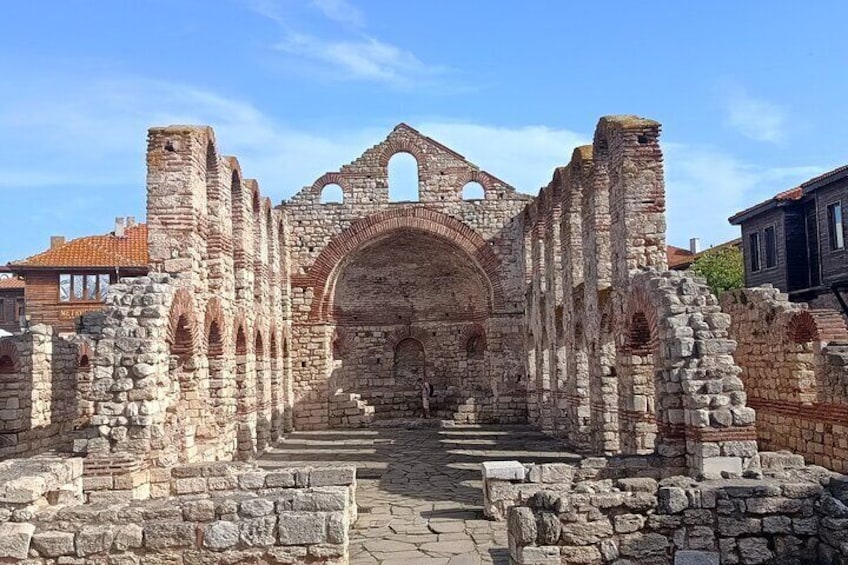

{"left": 764, "top": 225, "right": 777, "bottom": 268}
{"left": 15, "top": 298, "right": 24, "bottom": 319}
{"left": 749, "top": 231, "right": 761, "bottom": 272}
{"left": 59, "top": 273, "right": 111, "bottom": 303}
{"left": 827, "top": 202, "right": 845, "bottom": 251}
{"left": 0, "top": 299, "right": 5, "bottom": 322}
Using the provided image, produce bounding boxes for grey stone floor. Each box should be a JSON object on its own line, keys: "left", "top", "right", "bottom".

{"left": 260, "top": 423, "right": 581, "bottom": 565}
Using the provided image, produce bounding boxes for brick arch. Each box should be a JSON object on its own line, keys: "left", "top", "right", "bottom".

{"left": 76, "top": 341, "right": 93, "bottom": 371}
{"left": 387, "top": 326, "right": 431, "bottom": 351}
{"left": 204, "top": 297, "right": 225, "bottom": 356}
{"left": 787, "top": 309, "right": 848, "bottom": 344}
{"left": 310, "top": 172, "right": 353, "bottom": 202}
{"left": 0, "top": 340, "right": 20, "bottom": 373}
{"left": 233, "top": 312, "right": 249, "bottom": 356}
{"left": 255, "top": 328, "right": 266, "bottom": 359}
{"left": 306, "top": 208, "right": 506, "bottom": 321}
{"left": 377, "top": 138, "right": 426, "bottom": 168}
{"left": 462, "top": 323, "right": 486, "bottom": 357}
{"left": 166, "top": 289, "right": 198, "bottom": 357}
{"left": 455, "top": 169, "right": 493, "bottom": 197}
{"left": 623, "top": 286, "right": 660, "bottom": 353}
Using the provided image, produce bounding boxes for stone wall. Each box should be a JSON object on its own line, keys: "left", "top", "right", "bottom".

{"left": 0, "top": 459, "right": 355, "bottom": 563}
{"left": 722, "top": 286, "right": 848, "bottom": 473}
{"left": 282, "top": 124, "right": 531, "bottom": 429}
{"left": 522, "top": 116, "right": 757, "bottom": 480}
{"left": 505, "top": 452, "right": 848, "bottom": 565}
{"left": 0, "top": 328, "right": 89, "bottom": 460}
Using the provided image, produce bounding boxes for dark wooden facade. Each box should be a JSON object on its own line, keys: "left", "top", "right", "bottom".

{"left": 730, "top": 166, "right": 848, "bottom": 302}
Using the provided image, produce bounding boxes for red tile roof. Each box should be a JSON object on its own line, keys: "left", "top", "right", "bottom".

{"left": 667, "top": 245, "right": 695, "bottom": 269}
{"left": 9, "top": 224, "right": 149, "bottom": 269}
{"left": 0, "top": 277, "right": 25, "bottom": 289}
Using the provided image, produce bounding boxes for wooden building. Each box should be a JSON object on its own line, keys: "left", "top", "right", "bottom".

{"left": 7, "top": 219, "right": 149, "bottom": 332}
{"left": 729, "top": 165, "right": 848, "bottom": 309}
{"left": 0, "top": 274, "right": 25, "bottom": 334}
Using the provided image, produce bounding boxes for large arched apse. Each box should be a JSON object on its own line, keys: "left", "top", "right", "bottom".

{"left": 328, "top": 228, "right": 493, "bottom": 420}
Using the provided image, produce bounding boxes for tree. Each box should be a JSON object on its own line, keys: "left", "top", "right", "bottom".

{"left": 691, "top": 244, "right": 744, "bottom": 296}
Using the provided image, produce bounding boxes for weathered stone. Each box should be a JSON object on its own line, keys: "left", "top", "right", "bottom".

{"left": 0, "top": 523, "right": 35, "bottom": 559}
{"left": 658, "top": 486, "right": 688, "bottom": 514}
{"left": 737, "top": 537, "right": 772, "bottom": 565}
{"left": 202, "top": 521, "right": 239, "bottom": 551}
{"left": 32, "top": 531, "right": 75, "bottom": 558}
{"left": 508, "top": 507, "right": 537, "bottom": 546}
{"left": 75, "top": 525, "right": 115, "bottom": 557}
{"left": 277, "top": 512, "right": 326, "bottom": 545}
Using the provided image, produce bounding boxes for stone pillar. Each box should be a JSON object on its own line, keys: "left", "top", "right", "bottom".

{"left": 560, "top": 147, "right": 593, "bottom": 450}
{"left": 582, "top": 141, "right": 618, "bottom": 455}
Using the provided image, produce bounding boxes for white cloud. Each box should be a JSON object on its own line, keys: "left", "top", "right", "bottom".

{"left": 275, "top": 33, "right": 446, "bottom": 87}
{"left": 1, "top": 72, "right": 823, "bottom": 259}
{"left": 664, "top": 141, "right": 821, "bottom": 247}
{"left": 310, "top": 0, "right": 364, "bottom": 27}
{"left": 248, "top": 0, "right": 448, "bottom": 88}
{"left": 725, "top": 88, "right": 787, "bottom": 143}
{"left": 0, "top": 75, "right": 585, "bottom": 200}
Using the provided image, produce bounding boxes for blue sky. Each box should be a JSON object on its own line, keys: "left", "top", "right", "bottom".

{"left": 1, "top": 0, "right": 846, "bottom": 262}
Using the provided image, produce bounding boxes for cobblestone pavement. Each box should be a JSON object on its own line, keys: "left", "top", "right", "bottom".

{"left": 260, "top": 423, "right": 580, "bottom": 565}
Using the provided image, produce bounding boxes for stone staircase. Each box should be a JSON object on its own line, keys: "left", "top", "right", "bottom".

{"left": 329, "top": 392, "right": 375, "bottom": 428}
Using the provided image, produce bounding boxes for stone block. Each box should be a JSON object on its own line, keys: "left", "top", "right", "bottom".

{"left": 674, "top": 550, "right": 720, "bottom": 565}
{"left": 507, "top": 506, "right": 537, "bottom": 546}
{"left": 112, "top": 524, "right": 143, "bottom": 551}
{"left": 203, "top": 521, "right": 239, "bottom": 551}
{"left": 239, "top": 516, "right": 277, "bottom": 547}
{"left": 309, "top": 467, "right": 355, "bottom": 486}
{"left": 32, "top": 531, "right": 75, "bottom": 558}
{"left": 737, "top": 537, "right": 772, "bottom": 565}
{"left": 700, "top": 457, "right": 742, "bottom": 479}
{"left": 142, "top": 522, "right": 196, "bottom": 549}
{"left": 482, "top": 460, "right": 526, "bottom": 481}
{"left": 658, "top": 486, "right": 689, "bottom": 514}
{"left": 75, "top": 525, "right": 115, "bottom": 556}
{"left": 326, "top": 511, "right": 348, "bottom": 544}
{"left": 0, "top": 523, "right": 35, "bottom": 559}
{"left": 265, "top": 470, "right": 297, "bottom": 488}
{"left": 277, "top": 512, "right": 327, "bottom": 545}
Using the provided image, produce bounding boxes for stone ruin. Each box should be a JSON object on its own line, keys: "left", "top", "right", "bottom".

{"left": 0, "top": 116, "right": 846, "bottom": 563}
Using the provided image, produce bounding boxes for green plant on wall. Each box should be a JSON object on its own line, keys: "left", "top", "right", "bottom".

{"left": 691, "top": 245, "right": 744, "bottom": 296}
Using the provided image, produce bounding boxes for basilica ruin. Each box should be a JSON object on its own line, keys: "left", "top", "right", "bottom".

{"left": 1, "top": 116, "right": 848, "bottom": 564}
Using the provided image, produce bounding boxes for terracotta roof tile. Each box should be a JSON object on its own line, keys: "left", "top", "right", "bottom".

{"left": 9, "top": 224, "right": 148, "bottom": 269}
{"left": 0, "top": 277, "right": 25, "bottom": 289}
{"left": 667, "top": 245, "right": 695, "bottom": 269}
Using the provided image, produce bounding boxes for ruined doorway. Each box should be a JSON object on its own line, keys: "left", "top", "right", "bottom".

{"left": 393, "top": 338, "right": 425, "bottom": 386}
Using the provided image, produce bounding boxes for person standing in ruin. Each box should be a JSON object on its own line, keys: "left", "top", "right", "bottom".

{"left": 418, "top": 377, "right": 432, "bottom": 419}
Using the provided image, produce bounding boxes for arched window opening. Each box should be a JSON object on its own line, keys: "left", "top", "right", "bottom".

{"left": 466, "top": 335, "right": 485, "bottom": 359}
{"left": 321, "top": 183, "right": 344, "bottom": 204}
{"left": 208, "top": 321, "right": 223, "bottom": 357}
{"left": 282, "top": 338, "right": 289, "bottom": 359}
{"left": 628, "top": 312, "right": 652, "bottom": 354}
{"left": 393, "top": 338, "right": 425, "bottom": 386}
{"left": 236, "top": 327, "right": 247, "bottom": 356}
{"left": 462, "top": 181, "right": 485, "bottom": 201}
{"left": 231, "top": 171, "right": 241, "bottom": 217}
{"left": 332, "top": 338, "right": 343, "bottom": 360}
{"left": 388, "top": 152, "right": 419, "bottom": 202}
{"left": 0, "top": 355, "right": 14, "bottom": 373}
{"left": 171, "top": 316, "right": 193, "bottom": 366}
{"left": 78, "top": 355, "right": 91, "bottom": 371}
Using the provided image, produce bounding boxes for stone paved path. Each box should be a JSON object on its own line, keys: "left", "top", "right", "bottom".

{"left": 260, "top": 423, "right": 580, "bottom": 565}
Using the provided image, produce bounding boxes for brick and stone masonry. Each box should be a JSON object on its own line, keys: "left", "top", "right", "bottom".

{"left": 0, "top": 115, "right": 847, "bottom": 562}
